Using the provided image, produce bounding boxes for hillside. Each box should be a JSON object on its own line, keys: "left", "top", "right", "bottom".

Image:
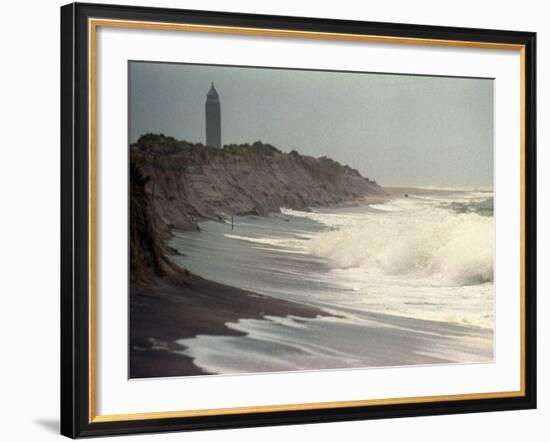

{"left": 130, "top": 133, "right": 383, "bottom": 231}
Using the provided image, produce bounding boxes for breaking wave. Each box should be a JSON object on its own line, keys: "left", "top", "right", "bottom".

{"left": 306, "top": 208, "right": 493, "bottom": 286}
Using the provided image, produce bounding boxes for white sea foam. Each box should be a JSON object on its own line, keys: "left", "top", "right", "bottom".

{"left": 280, "top": 207, "right": 365, "bottom": 228}
{"left": 306, "top": 206, "right": 493, "bottom": 286}
{"left": 223, "top": 233, "right": 309, "bottom": 253}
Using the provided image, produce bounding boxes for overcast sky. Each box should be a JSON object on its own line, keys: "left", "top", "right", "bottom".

{"left": 129, "top": 61, "right": 493, "bottom": 188}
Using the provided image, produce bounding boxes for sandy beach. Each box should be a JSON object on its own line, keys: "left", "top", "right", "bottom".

{"left": 130, "top": 274, "right": 327, "bottom": 378}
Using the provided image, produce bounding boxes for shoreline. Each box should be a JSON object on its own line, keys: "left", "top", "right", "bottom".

{"left": 130, "top": 273, "right": 328, "bottom": 378}
{"left": 130, "top": 180, "right": 493, "bottom": 378}
{"left": 172, "top": 192, "right": 393, "bottom": 233}
{"left": 129, "top": 150, "right": 378, "bottom": 379}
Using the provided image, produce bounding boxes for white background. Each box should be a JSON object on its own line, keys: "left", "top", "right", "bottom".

{"left": 96, "top": 25, "right": 521, "bottom": 415}
{"left": 0, "top": 0, "right": 546, "bottom": 440}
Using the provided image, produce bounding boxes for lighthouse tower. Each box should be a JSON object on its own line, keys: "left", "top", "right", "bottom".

{"left": 205, "top": 83, "right": 221, "bottom": 148}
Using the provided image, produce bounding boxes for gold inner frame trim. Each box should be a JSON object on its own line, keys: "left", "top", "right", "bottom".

{"left": 88, "top": 17, "right": 527, "bottom": 424}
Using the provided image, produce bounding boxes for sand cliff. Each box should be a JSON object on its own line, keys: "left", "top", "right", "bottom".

{"left": 130, "top": 133, "right": 383, "bottom": 231}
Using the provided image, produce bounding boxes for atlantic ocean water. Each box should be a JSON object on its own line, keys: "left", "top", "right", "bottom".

{"left": 168, "top": 189, "right": 494, "bottom": 375}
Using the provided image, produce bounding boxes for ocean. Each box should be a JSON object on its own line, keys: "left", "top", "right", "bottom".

{"left": 168, "top": 189, "right": 495, "bottom": 375}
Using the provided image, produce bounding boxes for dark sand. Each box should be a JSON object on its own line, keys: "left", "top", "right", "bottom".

{"left": 130, "top": 274, "right": 326, "bottom": 379}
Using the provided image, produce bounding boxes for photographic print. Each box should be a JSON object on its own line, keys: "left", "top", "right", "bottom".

{"left": 129, "top": 62, "right": 495, "bottom": 379}
{"left": 61, "top": 5, "right": 536, "bottom": 436}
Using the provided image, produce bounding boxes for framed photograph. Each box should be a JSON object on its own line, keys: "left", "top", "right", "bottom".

{"left": 60, "top": 2, "right": 536, "bottom": 438}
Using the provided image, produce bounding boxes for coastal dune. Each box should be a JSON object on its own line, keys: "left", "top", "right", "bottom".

{"left": 131, "top": 134, "right": 383, "bottom": 230}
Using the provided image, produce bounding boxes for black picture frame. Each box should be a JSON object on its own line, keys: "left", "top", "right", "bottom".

{"left": 60, "top": 2, "right": 537, "bottom": 438}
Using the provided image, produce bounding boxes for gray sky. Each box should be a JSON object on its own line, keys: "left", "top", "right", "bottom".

{"left": 129, "top": 61, "right": 493, "bottom": 188}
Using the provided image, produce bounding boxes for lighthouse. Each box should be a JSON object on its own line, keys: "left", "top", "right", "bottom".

{"left": 205, "top": 82, "right": 221, "bottom": 148}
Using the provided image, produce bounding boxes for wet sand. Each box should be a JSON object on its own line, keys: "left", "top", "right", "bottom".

{"left": 130, "top": 274, "right": 327, "bottom": 378}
